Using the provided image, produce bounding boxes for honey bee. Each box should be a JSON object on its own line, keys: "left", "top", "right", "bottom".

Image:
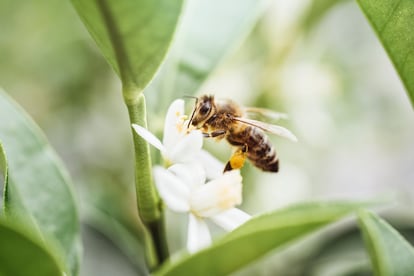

{"left": 188, "top": 95, "right": 297, "bottom": 173}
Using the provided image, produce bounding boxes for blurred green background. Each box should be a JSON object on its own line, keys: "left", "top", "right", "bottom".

{"left": 1, "top": 0, "right": 413, "bottom": 275}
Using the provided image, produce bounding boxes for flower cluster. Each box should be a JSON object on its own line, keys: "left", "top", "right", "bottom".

{"left": 132, "top": 99, "right": 250, "bottom": 252}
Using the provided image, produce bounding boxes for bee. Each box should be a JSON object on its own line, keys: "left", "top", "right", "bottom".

{"left": 188, "top": 95, "right": 297, "bottom": 173}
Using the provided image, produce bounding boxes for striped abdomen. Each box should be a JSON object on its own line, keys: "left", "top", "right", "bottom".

{"left": 227, "top": 126, "right": 279, "bottom": 172}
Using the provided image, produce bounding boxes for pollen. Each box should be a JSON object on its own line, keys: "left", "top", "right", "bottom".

{"left": 175, "top": 115, "right": 189, "bottom": 134}
{"left": 163, "top": 158, "right": 173, "bottom": 168}
{"left": 229, "top": 151, "right": 246, "bottom": 170}
{"left": 176, "top": 122, "right": 183, "bottom": 133}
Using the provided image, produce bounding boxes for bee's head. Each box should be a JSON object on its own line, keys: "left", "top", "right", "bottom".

{"left": 188, "top": 95, "right": 216, "bottom": 128}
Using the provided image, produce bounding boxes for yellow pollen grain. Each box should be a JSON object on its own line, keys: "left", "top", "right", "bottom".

{"left": 176, "top": 122, "right": 183, "bottom": 133}
{"left": 176, "top": 115, "right": 190, "bottom": 134}
{"left": 230, "top": 154, "right": 246, "bottom": 169}
{"left": 163, "top": 158, "right": 173, "bottom": 168}
{"left": 190, "top": 209, "right": 204, "bottom": 218}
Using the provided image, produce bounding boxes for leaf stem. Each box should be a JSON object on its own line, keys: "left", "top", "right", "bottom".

{"left": 124, "top": 87, "right": 169, "bottom": 269}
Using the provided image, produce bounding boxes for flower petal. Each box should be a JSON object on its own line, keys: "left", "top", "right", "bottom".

{"left": 168, "top": 163, "right": 206, "bottom": 190}
{"left": 163, "top": 99, "right": 186, "bottom": 149}
{"left": 190, "top": 170, "right": 243, "bottom": 217}
{"left": 210, "top": 208, "right": 251, "bottom": 232}
{"left": 169, "top": 130, "right": 203, "bottom": 163}
{"left": 187, "top": 214, "right": 211, "bottom": 253}
{"left": 196, "top": 150, "right": 225, "bottom": 180}
{"left": 132, "top": 124, "right": 166, "bottom": 153}
{"left": 153, "top": 166, "right": 190, "bottom": 212}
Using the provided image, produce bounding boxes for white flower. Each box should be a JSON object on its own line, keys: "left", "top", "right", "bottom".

{"left": 133, "top": 98, "right": 249, "bottom": 252}
{"left": 132, "top": 99, "right": 223, "bottom": 176}
{"left": 153, "top": 164, "right": 251, "bottom": 253}
{"left": 132, "top": 99, "right": 203, "bottom": 165}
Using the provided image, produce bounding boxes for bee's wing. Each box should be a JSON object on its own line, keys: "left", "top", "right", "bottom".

{"left": 244, "top": 107, "right": 288, "bottom": 121}
{"left": 234, "top": 117, "right": 298, "bottom": 142}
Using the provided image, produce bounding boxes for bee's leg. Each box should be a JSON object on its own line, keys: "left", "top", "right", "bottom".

{"left": 224, "top": 144, "right": 248, "bottom": 172}
{"left": 202, "top": 130, "right": 226, "bottom": 138}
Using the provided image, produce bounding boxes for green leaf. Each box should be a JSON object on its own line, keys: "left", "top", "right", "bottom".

{"left": 358, "top": 209, "right": 414, "bottom": 276}
{"left": 70, "top": 0, "right": 183, "bottom": 264}
{"left": 70, "top": 0, "right": 184, "bottom": 92}
{"left": 0, "top": 219, "right": 65, "bottom": 276}
{"left": 155, "top": 202, "right": 363, "bottom": 276}
{"left": 147, "top": 0, "right": 267, "bottom": 109}
{"left": 356, "top": 0, "right": 414, "bottom": 106}
{"left": 0, "top": 89, "right": 81, "bottom": 275}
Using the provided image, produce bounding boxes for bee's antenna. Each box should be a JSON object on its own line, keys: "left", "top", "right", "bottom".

{"left": 187, "top": 97, "right": 198, "bottom": 129}
{"left": 183, "top": 95, "right": 197, "bottom": 99}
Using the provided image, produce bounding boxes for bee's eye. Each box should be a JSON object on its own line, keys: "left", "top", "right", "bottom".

{"left": 199, "top": 103, "right": 211, "bottom": 115}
